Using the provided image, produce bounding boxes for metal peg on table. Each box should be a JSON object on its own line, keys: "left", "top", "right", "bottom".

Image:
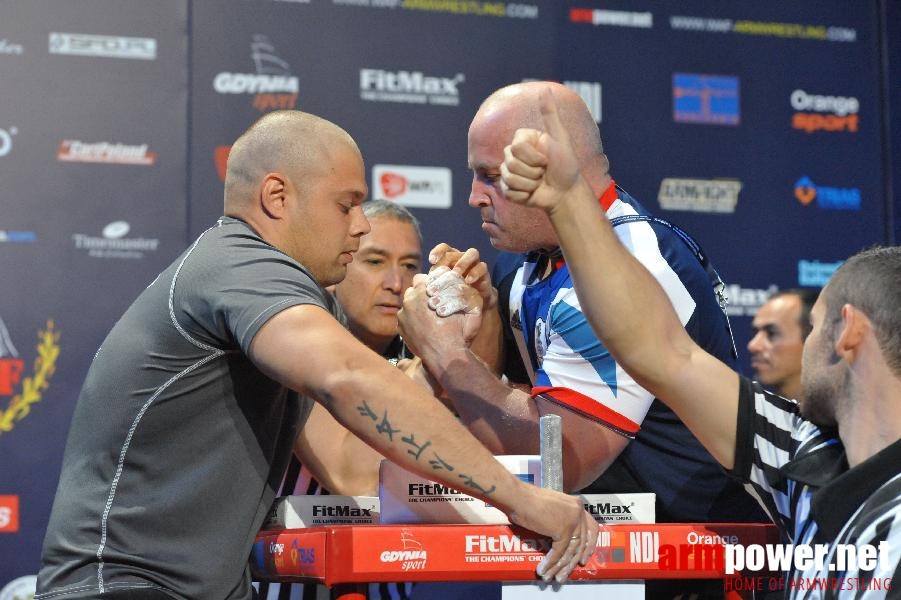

{"left": 539, "top": 414, "right": 563, "bottom": 492}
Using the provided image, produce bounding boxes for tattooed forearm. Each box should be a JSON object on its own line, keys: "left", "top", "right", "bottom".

{"left": 401, "top": 433, "right": 432, "bottom": 460}
{"left": 376, "top": 411, "right": 401, "bottom": 440}
{"left": 356, "top": 400, "right": 377, "bottom": 421}
{"left": 458, "top": 473, "right": 496, "bottom": 496}
{"left": 428, "top": 454, "right": 452, "bottom": 471}
{"left": 355, "top": 402, "right": 496, "bottom": 497}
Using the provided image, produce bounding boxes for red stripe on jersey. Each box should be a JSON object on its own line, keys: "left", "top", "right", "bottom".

{"left": 532, "top": 385, "right": 640, "bottom": 438}
{"left": 599, "top": 180, "right": 619, "bottom": 211}
{"left": 553, "top": 181, "right": 619, "bottom": 270}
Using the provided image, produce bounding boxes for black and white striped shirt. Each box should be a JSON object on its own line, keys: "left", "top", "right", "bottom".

{"left": 732, "top": 377, "right": 901, "bottom": 599}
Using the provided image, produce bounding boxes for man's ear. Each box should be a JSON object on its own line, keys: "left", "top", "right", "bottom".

{"left": 260, "top": 172, "right": 288, "bottom": 218}
{"left": 834, "top": 304, "right": 869, "bottom": 361}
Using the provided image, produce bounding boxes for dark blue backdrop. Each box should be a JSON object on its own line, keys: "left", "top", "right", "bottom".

{"left": 1, "top": 1, "right": 897, "bottom": 593}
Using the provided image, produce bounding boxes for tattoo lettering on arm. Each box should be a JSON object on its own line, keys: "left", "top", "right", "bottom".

{"left": 357, "top": 401, "right": 378, "bottom": 420}
{"left": 429, "top": 453, "right": 496, "bottom": 497}
{"left": 458, "top": 473, "right": 496, "bottom": 496}
{"left": 376, "top": 411, "right": 402, "bottom": 441}
{"left": 355, "top": 400, "right": 496, "bottom": 497}
{"left": 356, "top": 401, "right": 401, "bottom": 440}
{"left": 402, "top": 433, "right": 433, "bottom": 460}
{"left": 427, "top": 453, "right": 452, "bottom": 471}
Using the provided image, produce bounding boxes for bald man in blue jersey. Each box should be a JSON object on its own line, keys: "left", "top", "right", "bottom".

{"left": 400, "top": 82, "right": 767, "bottom": 598}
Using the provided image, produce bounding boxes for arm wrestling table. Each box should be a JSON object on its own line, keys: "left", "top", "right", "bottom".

{"left": 252, "top": 522, "right": 780, "bottom": 600}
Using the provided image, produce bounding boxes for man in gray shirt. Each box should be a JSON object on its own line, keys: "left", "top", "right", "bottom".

{"left": 36, "top": 110, "right": 597, "bottom": 600}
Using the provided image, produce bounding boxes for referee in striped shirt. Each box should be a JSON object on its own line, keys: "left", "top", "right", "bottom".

{"left": 498, "top": 87, "right": 901, "bottom": 598}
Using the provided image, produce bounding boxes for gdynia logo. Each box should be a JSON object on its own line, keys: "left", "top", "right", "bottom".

{"left": 213, "top": 35, "right": 299, "bottom": 112}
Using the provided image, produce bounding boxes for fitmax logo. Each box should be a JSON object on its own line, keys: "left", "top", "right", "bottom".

{"left": 361, "top": 69, "right": 463, "bottom": 94}
{"left": 586, "top": 502, "right": 633, "bottom": 516}
{"left": 408, "top": 483, "right": 464, "bottom": 495}
{"left": 360, "top": 69, "right": 464, "bottom": 106}
{"left": 311, "top": 505, "right": 372, "bottom": 517}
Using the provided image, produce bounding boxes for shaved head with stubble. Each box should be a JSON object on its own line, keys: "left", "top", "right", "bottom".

{"left": 223, "top": 110, "right": 370, "bottom": 286}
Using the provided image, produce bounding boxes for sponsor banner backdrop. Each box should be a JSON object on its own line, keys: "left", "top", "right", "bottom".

{"left": 189, "top": 0, "right": 556, "bottom": 261}
{"left": 0, "top": 0, "right": 188, "bottom": 590}
{"left": 0, "top": 0, "right": 897, "bottom": 594}
{"left": 557, "top": 0, "right": 887, "bottom": 373}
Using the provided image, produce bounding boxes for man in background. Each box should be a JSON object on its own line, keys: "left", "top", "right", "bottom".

{"left": 747, "top": 288, "right": 819, "bottom": 400}
{"left": 266, "top": 199, "right": 422, "bottom": 600}
{"left": 288, "top": 199, "right": 423, "bottom": 498}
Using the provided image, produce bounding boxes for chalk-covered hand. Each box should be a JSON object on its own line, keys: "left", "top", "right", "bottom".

{"left": 427, "top": 243, "right": 498, "bottom": 311}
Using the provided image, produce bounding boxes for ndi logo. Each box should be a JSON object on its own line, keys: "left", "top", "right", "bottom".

{"left": 564, "top": 81, "right": 601, "bottom": 123}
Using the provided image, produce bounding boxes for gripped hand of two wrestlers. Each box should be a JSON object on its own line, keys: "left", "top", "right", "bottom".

{"left": 500, "top": 87, "right": 590, "bottom": 215}
{"left": 427, "top": 243, "right": 498, "bottom": 313}
{"left": 411, "top": 264, "right": 599, "bottom": 583}
{"left": 397, "top": 244, "right": 492, "bottom": 350}
{"left": 397, "top": 271, "right": 481, "bottom": 364}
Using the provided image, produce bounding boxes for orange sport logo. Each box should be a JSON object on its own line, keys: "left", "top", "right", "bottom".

{"left": 790, "top": 89, "right": 859, "bottom": 134}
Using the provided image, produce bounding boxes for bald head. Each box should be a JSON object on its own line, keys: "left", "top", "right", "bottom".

{"left": 218, "top": 110, "right": 369, "bottom": 285}
{"left": 224, "top": 110, "right": 360, "bottom": 214}
{"left": 470, "top": 81, "right": 607, "bottom": 186}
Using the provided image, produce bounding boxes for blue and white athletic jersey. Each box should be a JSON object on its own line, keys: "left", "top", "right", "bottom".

{"left": 502, "top": 183, "right": 766, "bottom": 523}
{"left": 510, "top": 190, "right": 697, "bottom": 435}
